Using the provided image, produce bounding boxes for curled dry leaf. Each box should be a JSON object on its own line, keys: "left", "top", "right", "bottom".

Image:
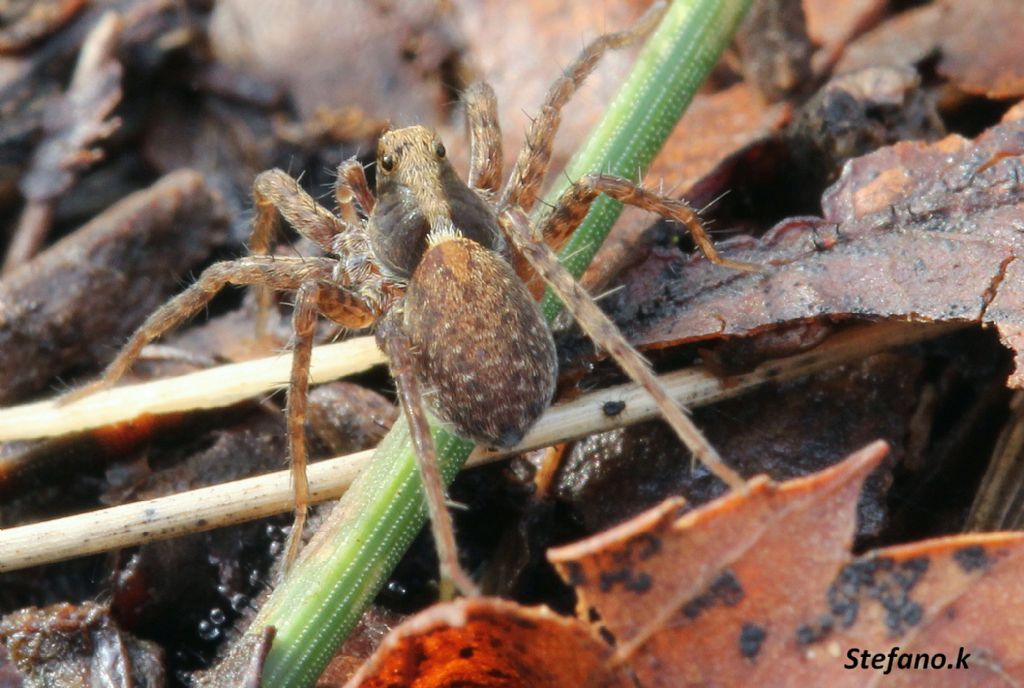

{"left": 343, "top": 598, "right": 630, "bottom": 688}
{"left": 611, "top": 108, "right": 1024, "bottom": 385}
{"left": 551, "top": 441, "right": 1024, "bottom": 686}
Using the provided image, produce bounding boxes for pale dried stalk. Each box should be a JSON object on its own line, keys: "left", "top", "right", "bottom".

{"left": 0, "top": 337, "right": 385, "bottom": 441}
{"left": 0, "top": 320, "right": 958, "bottom": 573}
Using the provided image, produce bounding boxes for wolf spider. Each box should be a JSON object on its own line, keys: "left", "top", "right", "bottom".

{"left": 65, "top": 1, "right": 753, "bottom": 595}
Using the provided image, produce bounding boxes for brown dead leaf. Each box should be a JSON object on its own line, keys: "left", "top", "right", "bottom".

{"left": 4, "top": 10, "right": 123, "bottom": 271}
{"left": 555, "top": 352, "right": 911, "bottom": 535}
{"left": 0, "top": 602, "right": 165, "bottom": 687}
{"left": 17, "top": 10, "right": 121, "bottom": 203}
{"left": 835, "top": 3, "right": 945, "bottom": 77}
{"left": 837, "top": 0, "right": 1024, "bottom": 100}
{"left": 646, "top": 83, "right": 792, "bottom": 197}
{"left": 0, "top": 0, "right": 86, "bottom": 54}
{"left": 609, "top": 107, "right": 1024, "bottom": 385}
{"left": 735, "top": 0, "right": 812, "bottom": 101}
{"left": 343, "top": 598, "right": 630, "bottom": 688}
{"left": 935, "top": 0, "right": 1024, "bottom": 99}
{"left": 802, "top": 0, "right": 886, "bottom": 72}
{"left": 208, "top": 0, "right": 456, "bottom": 125}
{"left": 0, "top": 169, "right": 228, "bottom": 403}
{"left": 551, "top": 441, "right": 1024, "bottom": 685}
{"left": 453, "top": 0, "right": 648, "bottom": 178}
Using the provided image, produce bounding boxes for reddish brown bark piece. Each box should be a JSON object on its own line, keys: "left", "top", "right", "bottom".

{"left": 551, "top": 441, "right": 1024, "bottom": 686}
{"left": 342, "top": 598, "right": 630, "bottom": 688}
{"left": 612, "top": 110, "right": 1024, "bottom": 385}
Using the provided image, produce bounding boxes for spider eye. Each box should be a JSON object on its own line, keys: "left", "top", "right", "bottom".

{"left": 434, "top": 142, "right": 446, "bottom": 158}
{"left": 380, "top": 154, "right": 395, "bottom": 173}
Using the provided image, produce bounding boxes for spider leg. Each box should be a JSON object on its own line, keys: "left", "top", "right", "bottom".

{"left": 501, "top": 0, "right": 667, "bottom": 212}
{"left": 379, "top": 312, "right": 481, "bottom": 598}
{"left": 499, "top": 206, "right": 744, "bottom": 490}
{"left": 542, "top": 173, "right": 760, "bottom": 271}
{"left": 335, "top": 158, "right": 375, "bottom": 218}
{"left": 59, "top": 256, "right": 335, "bottom": 404}
{"left": 251, "top": 169, "right": 352, "bottom": 339}
{"left": 280, "top": 280, "right": 319, "bottom": 573}
{"left": 463, "top": 82, "right": 503, "bottom": 194}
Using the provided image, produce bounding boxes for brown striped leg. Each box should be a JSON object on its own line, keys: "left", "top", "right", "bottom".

{"left": 59, "top": 256, "right": 335, "bottom": 404}
{"left": 280, "top": 281, "right": 319, "bottom": 573}
{"left": 499, "top": 206, "right": 744, "bottom": 490}
{"left": 501, "top": 1, "right": 667, "bottom": 212}
{"left": 463, "top": 82, "right": 503, "bottom": 194}
{"left": 540, "top": 173, "right": 760, "bottom": 271}
{"left": 251, "top": 169, "right": 350, "bottom": 338}
{"left": 379, "top": 313, "right": 481, "bottom": 598}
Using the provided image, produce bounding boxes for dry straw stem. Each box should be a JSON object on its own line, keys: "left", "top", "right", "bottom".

{"left": 0, "top": 337, "right": 384, "bottom": 441}
{"left": 0, "top": 320, "right": 959, "bottom": 574}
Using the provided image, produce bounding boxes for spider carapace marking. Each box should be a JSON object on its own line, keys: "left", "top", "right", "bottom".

{"left": 62, "top": 1, "right": 753, "bottom": 598}
{"left": 370, "top": 127, "right": 557, "bottom": 448}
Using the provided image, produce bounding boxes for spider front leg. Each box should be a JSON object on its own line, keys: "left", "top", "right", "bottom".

{"left": 377, "top": 311, "right": 481, "bottom": 598}
{"left": 60, "top": 256, "right": 336, "bottom": 404}
{"left": 499, "top": 206, "right": 745, "bottom": 490}
{"left": 463, "top": 82, "right": 503, "bottom": 195}
{"left": 251, "top": 169, "right": 351, "bottom": 340}
{"left": 501, "top": 0, "right": 667, "bottom": 212}
{"left": 541, "top": 173, "right": 760, "bottom": 272}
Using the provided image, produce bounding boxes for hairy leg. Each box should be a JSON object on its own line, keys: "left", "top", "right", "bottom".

{"left": 280, "top": 281, "right": 319, "bottom": 574}
{"left": 60, "top": 256, "right": 336, "bottom": 403}
{"left": 463, "top": 82, "right": 503, "bottom": 195}
{"left": 501, "top": 1, "right": 667, "bottom": 212}
{"left": 541, "top": 173, "right": 759, "bottom": 271}
{"left": 500, "top": 206, "right": 744, "bottom": 490}
{"left": 379, "top": 313, "right": 481, "bottom": 598}
{"left": 251, "top": 169, "right": 351, "bottom": 338}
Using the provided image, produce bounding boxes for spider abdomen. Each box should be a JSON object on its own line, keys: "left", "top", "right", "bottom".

{"left": 404, "top": 236, "right": 556, "bottom": 448}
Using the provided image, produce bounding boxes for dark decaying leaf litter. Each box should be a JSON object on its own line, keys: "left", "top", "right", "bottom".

{"left": 2, "top": 0, "right": 1024, "bottom": 685}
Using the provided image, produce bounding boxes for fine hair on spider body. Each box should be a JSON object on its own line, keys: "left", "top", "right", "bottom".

{"left": 62, "top": 0, "right": 754, "bottom": 596}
